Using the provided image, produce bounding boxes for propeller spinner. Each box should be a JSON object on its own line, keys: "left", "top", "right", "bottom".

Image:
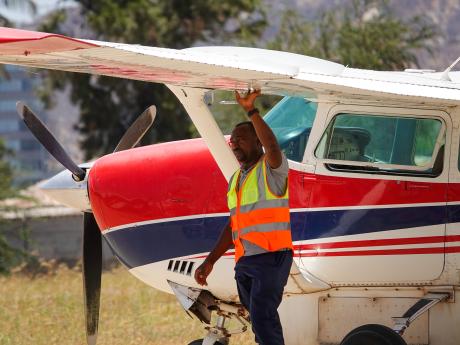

{"left": 16, "top": 102, "right": 156, "bottom": 345}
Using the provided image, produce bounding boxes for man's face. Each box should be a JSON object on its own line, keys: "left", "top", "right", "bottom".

{"left": 229, "top": 125, "right": 262, "bottom": 164}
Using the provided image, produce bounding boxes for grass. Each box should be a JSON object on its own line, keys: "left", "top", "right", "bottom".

{"left": 0, "top": 266, "right": 255, "bottom": 345}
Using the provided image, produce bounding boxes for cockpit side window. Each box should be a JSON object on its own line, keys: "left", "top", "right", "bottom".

{"left": 315, "top": 113, "right": 444, "bottom": 177}
{"left": 264, "top": 97, "right": 317, "bottom": 162}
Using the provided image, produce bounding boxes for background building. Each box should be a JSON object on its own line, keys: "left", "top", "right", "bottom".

{"left": 0, "top": 65, "right": 53, "bottom": 186}
{"left": 1, "top": 183, "right": 113, "bottom": 265}
{"left": 0, "top": 65, "right": 82, "bottom": 186}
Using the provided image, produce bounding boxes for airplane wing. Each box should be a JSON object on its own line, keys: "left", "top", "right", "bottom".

{"left": 0, "top": 27, "right": 341, "bottom": 91}
{"left": 1, "top": 27, "right": 460, "bottom": 105}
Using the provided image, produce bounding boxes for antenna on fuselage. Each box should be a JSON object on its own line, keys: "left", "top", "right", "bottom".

{"left": 439, "top": 55, "right": 460, "bottom": 81}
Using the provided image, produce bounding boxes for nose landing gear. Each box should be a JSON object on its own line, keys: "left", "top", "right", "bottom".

{"left": 168, "top": 281, "right": 248, "bottom": 345}
{"left": 188, "top": 340, "right": 225, "bottom": 345}
{"left": 186, "top": 308, "right": 248, "bottom": 345}
{"left": 187, "top": 313, "right": 239, "bottom": 345}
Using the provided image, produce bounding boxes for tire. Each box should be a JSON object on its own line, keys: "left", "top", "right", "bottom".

{"left": 187, "top": 339, "right": 226, "bottom": 345}
{"left": 340, "top": 324, "right": 407, "bottom": 345}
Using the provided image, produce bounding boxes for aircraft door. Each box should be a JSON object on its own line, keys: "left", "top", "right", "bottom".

{"left": 300, "top": 106, "right": 448, "bottom": 284}
{"left": 288, "top": 162, "right": 315, "bottom": 262}
{"left": 261, "top": 96, "right": 330, "bottom": 289}
{"left": 446, "top": 113, "right": 460, "bottom": 272}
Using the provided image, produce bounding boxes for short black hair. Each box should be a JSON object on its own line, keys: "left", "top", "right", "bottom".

{"left": 234, "top": 121, "right": 256, "bottom": 135}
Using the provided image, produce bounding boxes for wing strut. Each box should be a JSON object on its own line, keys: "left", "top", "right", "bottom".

{"left": 167, "top": 85, "right": 238, "bottom": 181}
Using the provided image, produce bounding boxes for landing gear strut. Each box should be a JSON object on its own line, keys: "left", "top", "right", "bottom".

{"left": 188, "top": 337, "right": 225, "bottom": 345}
{"left": 168, "top": 281, "right": 249, "bottom": 345}
{"left": 187, "top": 314, "right": 231, "bottom": 345}
{"left": 186, "top": 307, "right": 248, "bottom": 345}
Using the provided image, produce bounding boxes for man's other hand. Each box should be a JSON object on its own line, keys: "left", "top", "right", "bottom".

{"left": 194, "top": 260, "right": 214, "bottom": 286}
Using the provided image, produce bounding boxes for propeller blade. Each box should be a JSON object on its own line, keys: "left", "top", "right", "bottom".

{"left": 16, "top": 101, "right": 86, "bottom": 181}
{"left": 113, "top": 105, "right": 156, "bottom": 152}
{"left": 82, "top": 212, "right": 102, "bottom": 345}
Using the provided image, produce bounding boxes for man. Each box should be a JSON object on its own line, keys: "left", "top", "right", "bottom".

{"left": 194, "top": 90, "right": 293, "bottom": 345}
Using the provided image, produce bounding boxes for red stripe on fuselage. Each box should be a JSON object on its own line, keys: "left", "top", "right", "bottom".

{"left": 298, "top": 235, "right": 460, "bottom": 251}
{"left": 188, "top": 241, "right": 460, "bottom": 260}
{"left": 88, "top": 137, "right": 456, "bottom": 231}
{"left": 300, "top": 247, "right": 460, "bottom": 257}
{"left": 188, "top": 235, "right": 460, "bottom": 259}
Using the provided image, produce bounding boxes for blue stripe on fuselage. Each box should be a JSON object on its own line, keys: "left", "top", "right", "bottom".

{"left": 104, "top": 205, "right": 447, "bottom": 269}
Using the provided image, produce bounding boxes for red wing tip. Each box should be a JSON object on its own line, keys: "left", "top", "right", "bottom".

{"left": 0, "top": 26, "right": 60, "bottom": 43}
{"left": 0, "top": 26, "right": 98, "bottom": 47}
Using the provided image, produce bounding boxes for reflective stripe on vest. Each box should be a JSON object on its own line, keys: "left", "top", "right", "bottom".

{"left": 227, "top": 157, "right": 292, "bottom": 262}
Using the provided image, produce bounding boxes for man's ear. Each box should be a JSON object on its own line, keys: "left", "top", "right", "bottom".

{"left": 257, "top": 140, "right": 263, "bottom": 151}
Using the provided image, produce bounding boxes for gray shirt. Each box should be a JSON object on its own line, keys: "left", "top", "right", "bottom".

{"left": 236, "top": 154, "right": 289, "bottom": 256}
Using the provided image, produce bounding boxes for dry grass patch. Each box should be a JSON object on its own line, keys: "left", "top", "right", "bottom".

{"left": 0, "top": 266, "right": 255, "bottom": 345}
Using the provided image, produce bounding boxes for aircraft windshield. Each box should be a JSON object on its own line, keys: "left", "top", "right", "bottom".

{"left": 264, "top": 96, "right": 317, "bottom": 162}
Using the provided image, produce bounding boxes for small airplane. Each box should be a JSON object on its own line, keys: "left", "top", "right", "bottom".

{"left": 0, "top": 26, "right": 460, "bottom": 345}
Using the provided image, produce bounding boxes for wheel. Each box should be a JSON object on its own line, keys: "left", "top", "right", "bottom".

{"left": 340, "top": 324, "right": 407, "bottom": 345}
{"left": 187, "top": 339, "right": 226, "bottom": 345}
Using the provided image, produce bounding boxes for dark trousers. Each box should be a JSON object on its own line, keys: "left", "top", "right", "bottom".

{"left": 234, "top": 250, "right": 293, "bottom": 345}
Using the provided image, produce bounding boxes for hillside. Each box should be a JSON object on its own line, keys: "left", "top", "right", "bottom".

{"left": 269, "top": 0, "right": 460, "bottom": 70}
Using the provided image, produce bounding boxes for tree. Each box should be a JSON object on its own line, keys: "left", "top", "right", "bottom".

{"left": 0, "top": 139, "right": 23, "bottom": 274}
{"left": 0, "top": 139, "right": 14, "bottom": 200}
{"left": 267, "top": 8, "right": 316, "bottom": 57}
{"left": 269, "top": 0, "right": 437, "bottom": 70}
{"left": 39, "top": 0, "right": 267, "bottom": 159}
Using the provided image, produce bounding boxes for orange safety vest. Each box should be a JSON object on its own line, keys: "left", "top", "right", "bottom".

{"left": 227, "top": 157, "right": 293, "bottom": 262}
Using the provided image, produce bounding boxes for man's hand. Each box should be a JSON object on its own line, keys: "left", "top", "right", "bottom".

{"left": 235, "top": 89, "right": 261, "bottom": 112}
{"left": 194, "top": 221, "right": 232, "bottom": 286}
{"left": 194, "top": 260, "right": 214, "bottom": 286}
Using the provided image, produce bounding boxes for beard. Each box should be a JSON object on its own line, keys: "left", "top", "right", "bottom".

{"left": 233, "top": 148, "right": 247, "bottom": 162}
{"left": 233, "top": 147, "right": 263, "bottom": 166}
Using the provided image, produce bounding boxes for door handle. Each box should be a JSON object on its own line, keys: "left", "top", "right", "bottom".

{"left": 301, "top": 175, "right": 317, "bottom": 182}
{"left": 405, "top": 181, "right": 430, "bottom": 190}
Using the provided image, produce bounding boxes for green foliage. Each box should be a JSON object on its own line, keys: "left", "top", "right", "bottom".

{"left": 39, "top": 0, "right": 266, "bottom": 159}
{"left": 267, "top": 9, "right": 316, "bottom": 56}
{"left": 0, "top": 139, "right": 14, "bottom": 201}
{"left": 37, "top": 0, "right": 438, "bottom": 158}
{"left": 269, "top": 0, "right": 437, "bottom": 70}
{"left": 0, "top": 139, "right": 25, "bottom": 275}
{"left": 79, "top": 0, "right": 266, "bottom": 47}
{"left": 0, "top": 225, "right": 30, "bottom": 275}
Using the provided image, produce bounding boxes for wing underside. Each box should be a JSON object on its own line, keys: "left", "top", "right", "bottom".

{"left": 1, "top": 27, "right": 460, "bottom": 105}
